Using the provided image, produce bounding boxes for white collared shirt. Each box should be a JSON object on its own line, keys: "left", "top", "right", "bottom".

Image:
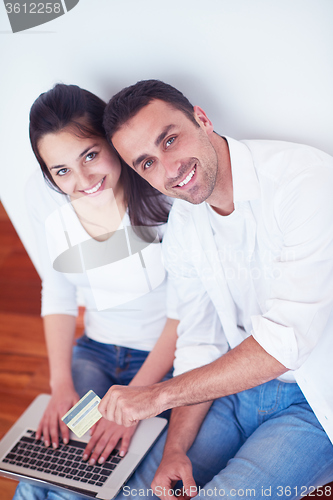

{"left": 164, "top": 137, "right": 333, "bottom": 442}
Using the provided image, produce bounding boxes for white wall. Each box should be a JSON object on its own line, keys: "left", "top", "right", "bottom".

{"left": 0, "top": 0, "right": 332, "bottom": 273}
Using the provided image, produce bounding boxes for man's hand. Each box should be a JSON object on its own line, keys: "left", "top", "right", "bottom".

{"left": 36, "top": 387, "right": 80, "bottom": 448}
{"left": 151, "top": 449, "right": 197, "bottom": 500}
{"left": 82, "top": 418, "right": 138, "bottom": 464}
{"left": 99, "top": 384, "right": 166, "bottom": 427}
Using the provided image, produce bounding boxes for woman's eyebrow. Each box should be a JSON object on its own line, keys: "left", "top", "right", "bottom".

{"left": 50, "top": 143, "right": 99, "bottom": 170}
{"left": 77, "top": 143, "right": 99, "bottom": 160}
{"left": 50, "top": 164, "right": 65, "bottom": 170}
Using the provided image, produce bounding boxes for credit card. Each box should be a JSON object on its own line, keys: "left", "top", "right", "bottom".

{"left": 62, "top": 390, "right": 102, "bottom": 437}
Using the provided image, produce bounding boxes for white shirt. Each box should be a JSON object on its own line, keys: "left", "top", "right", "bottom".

{"left": 26, "top": 169, "right": 170, "bottom": 352}
{"left": 164, "top": 137, "right": 333, "bottom": 442}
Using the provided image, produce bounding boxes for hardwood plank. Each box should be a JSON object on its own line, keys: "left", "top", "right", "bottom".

{"left": 0, "top": 477, "right": 18, "bottom": 498}
{"left": 0, "top": 313, "right": 45, "bottom": 356}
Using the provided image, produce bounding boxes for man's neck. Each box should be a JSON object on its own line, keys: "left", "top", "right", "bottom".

{"left": 206, "top": 134, "right": 234, "bottom": 216}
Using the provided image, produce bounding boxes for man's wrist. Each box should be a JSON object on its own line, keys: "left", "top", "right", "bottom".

{"left": 152, "top": 378, "right": 175, "bottom": 415}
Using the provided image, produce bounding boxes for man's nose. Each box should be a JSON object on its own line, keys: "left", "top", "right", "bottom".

{"left": 161, "top": 156, "right": 182, "bottom": 179}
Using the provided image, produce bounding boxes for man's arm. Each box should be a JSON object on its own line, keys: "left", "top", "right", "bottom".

{"left": 99, "top": 336, "right": 287, "bottom": 426}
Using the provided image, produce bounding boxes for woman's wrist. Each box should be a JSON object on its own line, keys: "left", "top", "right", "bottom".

{"left": 50, "top": 376, "right": 75, "bottom": 394}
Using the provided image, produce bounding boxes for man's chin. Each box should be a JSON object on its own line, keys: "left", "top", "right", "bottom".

{"left": 172, "top": 190, "right": 208, "bottom": 205}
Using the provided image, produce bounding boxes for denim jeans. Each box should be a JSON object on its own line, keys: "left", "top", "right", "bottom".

{"left": 118, "top": 380, "right": 333, "bottom": 499}
{"left": 71, "top": 334, "right": 151, "bottom": 398}
{"left": 13, "top": 380, "right": 333, "bottom": 499}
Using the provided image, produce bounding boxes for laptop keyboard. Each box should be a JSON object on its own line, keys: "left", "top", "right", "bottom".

{"left": 2, "top": 430, "right": 123, "bottom": 487}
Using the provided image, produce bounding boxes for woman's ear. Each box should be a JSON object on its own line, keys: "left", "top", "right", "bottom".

{"left": 193, "top": 106, "right": 214, "bottom": 135}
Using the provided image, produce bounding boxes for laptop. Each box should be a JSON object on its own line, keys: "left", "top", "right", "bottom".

{"left": 0, "top": 394, "right": 167, "bottom": 499}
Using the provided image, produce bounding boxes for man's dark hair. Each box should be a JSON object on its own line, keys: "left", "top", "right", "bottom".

{"left": 103, "top": 79, "right": 199, "bottom": 140}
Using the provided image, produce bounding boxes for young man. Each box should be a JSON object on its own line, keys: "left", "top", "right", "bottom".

{"left": 100, "top": 80, "right": 333, "bottom": 498}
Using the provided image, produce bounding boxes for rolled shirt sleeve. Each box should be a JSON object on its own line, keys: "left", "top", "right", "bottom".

{"left": 251, "top": 161, "right": 333, "bottom": 370}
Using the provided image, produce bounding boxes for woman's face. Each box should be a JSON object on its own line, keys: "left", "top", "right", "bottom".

{"left": 38, "top": 128, "right": 122, "bottom": 202}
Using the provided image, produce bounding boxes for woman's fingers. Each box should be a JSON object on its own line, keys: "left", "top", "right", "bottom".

{"left": 82, "top": 418, "right": 138, "bottom": 465}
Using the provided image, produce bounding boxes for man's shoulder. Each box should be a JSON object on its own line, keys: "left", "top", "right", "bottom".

{"left": 168, "top": 199, "right": 204, "bottom": 226}
{"left": 243, "top": 139, "right": 333, "bottom": 181}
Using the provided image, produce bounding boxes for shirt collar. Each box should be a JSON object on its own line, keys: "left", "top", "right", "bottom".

{"left": 224, "top": 136, "right": 260, "bottom": 203}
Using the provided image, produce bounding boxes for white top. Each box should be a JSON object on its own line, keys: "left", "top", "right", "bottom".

{"left": 26, "top": 169, "right": 170, "bottom": 352}
{"left": 163, "top": 137, "right": 333, "bottom": 443}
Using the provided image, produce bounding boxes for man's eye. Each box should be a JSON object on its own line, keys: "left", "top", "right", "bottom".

{"left": 56, "top": 168, "right": 69, "bottom": 176}
{"left": 86, "top": 152, "right": 97, "bottom": 161}
{"left": 143, "top": 159, "right": 153, "bottom": 170}
{"left": 166, "top": 137, "right": 175, "bottom": 147}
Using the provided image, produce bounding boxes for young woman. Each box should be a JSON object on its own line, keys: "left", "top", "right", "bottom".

{"left": 17, "top": 84, "right": 177, "bottom": 471}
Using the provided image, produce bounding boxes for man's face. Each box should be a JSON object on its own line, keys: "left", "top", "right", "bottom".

{"left": 112, "top": 99, "right": 219, "bottom": 204}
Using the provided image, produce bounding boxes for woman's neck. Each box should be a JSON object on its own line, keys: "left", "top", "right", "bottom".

{"left": 70, "top": 184, "right": 126, "bottom": 241}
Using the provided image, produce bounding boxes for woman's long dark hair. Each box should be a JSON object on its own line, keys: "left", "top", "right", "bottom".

{"left": 29, "top": 83, "right": 170, "bottom": 230}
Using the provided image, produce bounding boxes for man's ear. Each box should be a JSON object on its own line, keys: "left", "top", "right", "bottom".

{"left": 193, "top": 106, "right": 214, "bottom": 135}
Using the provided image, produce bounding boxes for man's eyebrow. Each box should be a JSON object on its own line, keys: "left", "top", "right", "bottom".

{"left": 132, "top": 125, "right": 175, "bottom": 170}
{"left": 133, "top": 154, "right": 149, "bottom": 170}
{"left": 49, "top": 143, "right": 98, "bottom": 170}
{"left": 154, "top": 124, "right": 175, "bottom": 147}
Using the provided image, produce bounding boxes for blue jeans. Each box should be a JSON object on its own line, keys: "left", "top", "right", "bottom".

{"left": 71, "top": 335, "right": 151, "bottom": 398}
{"left": 13, "top": 380, "right": 333, "bottom": 499}
{"left": 119, "top": 380, "right": 333, "bottom": 499}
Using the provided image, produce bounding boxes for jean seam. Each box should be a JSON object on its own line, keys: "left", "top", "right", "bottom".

{"left": 258, "top": 381, "right": 282, "bottom": 417}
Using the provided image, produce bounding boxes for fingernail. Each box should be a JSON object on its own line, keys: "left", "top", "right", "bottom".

{"left": 98, "top": 457, "right": 105, "bottom": 464}
{"left": 83, "top": 454, "right": 88, "bottom": 461}
{"left": 119, "top": 451, "right": 125, "bottom": 457}
{"left": 89, "top": 458, "right": 96, "bottom": 465}
{"left": 44, "top": 441, "right": 49, "bottom": 447}
{"left": 52, "top": 442, "right": 58, "bottom": 449}
{"left": 63, "top": 438, "right": 68, "bottom": 445}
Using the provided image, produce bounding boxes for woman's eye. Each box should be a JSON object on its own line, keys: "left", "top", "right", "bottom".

{"left": 86, "top": 152, "right": 97, "bottom": 161}
{"left": 56, "top": 168, "right": 69, "bottom": 176}
{"left": 165, "top": 137, "right": 175, "bottom": 148}
{"left": 143, "top": 159, "right": 153, "bottom": 170}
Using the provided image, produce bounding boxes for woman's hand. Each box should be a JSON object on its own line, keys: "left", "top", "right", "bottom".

{"left": 36, "top": 386, "right": 80, "bottom": 448}
{"left": 82, "top": 417, "right": 138, "bottom": 465}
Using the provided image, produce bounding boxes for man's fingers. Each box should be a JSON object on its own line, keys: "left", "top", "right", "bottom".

{"left": 98, "top": 389, "right": 115, "bottom": 419}
{"left": 99, "top": 386, "right": 140, "bottom": 425}
{"left": 182, "top": 474, "right": 197, "bottom": 498}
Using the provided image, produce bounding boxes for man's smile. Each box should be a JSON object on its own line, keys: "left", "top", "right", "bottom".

{"left": 176, "top": 166, "right": 197, "bottom": 188}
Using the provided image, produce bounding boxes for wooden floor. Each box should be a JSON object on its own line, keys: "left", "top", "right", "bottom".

{"left": 0, "top": 200, "right": 331, "bottom": 499}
